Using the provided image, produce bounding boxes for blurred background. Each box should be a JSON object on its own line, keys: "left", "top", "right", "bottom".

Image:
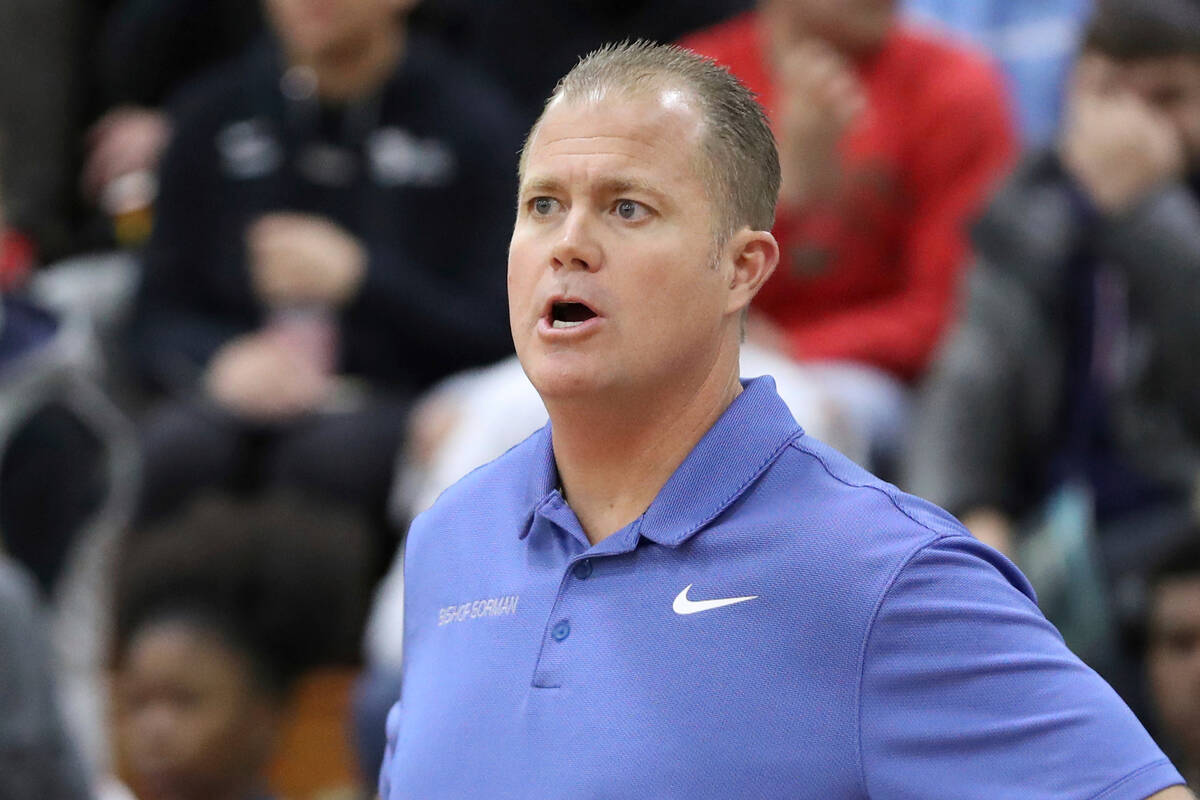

{"left": 1, "top": 0, "right": 1199, "bottom": 797}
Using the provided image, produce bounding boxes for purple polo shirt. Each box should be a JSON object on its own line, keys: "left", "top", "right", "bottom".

{"left": 380, "top": 376, "right": 1182, "bottom": 798}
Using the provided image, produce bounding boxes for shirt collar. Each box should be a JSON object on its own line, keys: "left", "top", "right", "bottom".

{"left": 518, "top": 376, "right": 803, "bottom": 545}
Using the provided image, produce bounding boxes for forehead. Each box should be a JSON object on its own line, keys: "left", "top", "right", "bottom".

{"left": 125, "top": 621, "right": 251, "bottom": 683}
{"left": 1151, "top": 577, "right": 1200, "bottom": 627}
{"left": 522, "top": 91, "right": 708, "bottom": 188}
{"left": 1118, "top": 55, "right": 1200, "bottom": 93}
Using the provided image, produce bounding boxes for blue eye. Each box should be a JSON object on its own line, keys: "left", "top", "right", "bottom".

{"left": 532, "top": 197, "right": 557, "bottom": 215}
{"left": 615, "top": 199, "right": 645, "bottom": 220}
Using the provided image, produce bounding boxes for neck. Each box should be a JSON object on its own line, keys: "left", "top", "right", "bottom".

{"left": 548, "top": 351, "right": 743, "bottom": 546}
{"left": 291, "top": 24, "right": 404, "bottom": 102}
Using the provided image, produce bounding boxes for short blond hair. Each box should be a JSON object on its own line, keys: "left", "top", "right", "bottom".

{"left": 520, "top": 41, "right": 780, "bottom": 244}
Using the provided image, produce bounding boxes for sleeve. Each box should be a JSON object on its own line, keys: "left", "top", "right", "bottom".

{"left": 775, "top": 58, "right": 1017, "bottom": 380}
{"left": 129, "top": 88, "right": 253, "bottom": 393}
{"left": 341, "top": 230, "right": 513, "bottom": 386}
{"left": 859, "top": 535, "right": 1183, "bottom": 799}
{"left": 339, "top": 77, "right": 520, "bottom": 386}
{"left": 900, "top": 258, "right": 1056, "bottom": 517}
{"left": 1100, "top": 183, "right": 1200, "bottom": 429}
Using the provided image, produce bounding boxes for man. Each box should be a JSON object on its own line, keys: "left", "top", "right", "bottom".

{"left": 131, "top": 0, "right": 521, "bottom": 548}
{"left": 378, "top": 41, "right": 1189, "bottom": 798}
{"left": 904, "top": 0, "right": 1200, "bottom": 575}
{"left": 1145, "top": 533, "right": 1200, "bottom": 789}
{"left": 682, "top": 0, "right": 1015, "bottom": 463}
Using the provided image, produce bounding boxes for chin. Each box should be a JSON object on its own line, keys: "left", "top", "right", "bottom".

{"left": 526, "top": 368, "right": 605, "bottom": 403}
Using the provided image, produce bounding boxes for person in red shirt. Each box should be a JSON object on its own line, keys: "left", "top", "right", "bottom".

{"left": 682, "top": 0, "right": 1016, "bottom": 463}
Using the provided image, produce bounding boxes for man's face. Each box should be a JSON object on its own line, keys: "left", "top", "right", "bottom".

{"left": 763, "top": 0, "right": 896, "bottom": 56}
{"left": 264, "top": 0, "right": 405, "bottom": 61}
{"left": 508, "top": 91, "right": 736, "bottom": 404}
{"left": 1094, "top": 54, "right": 1200, "bottom": 164}
{"left": 1147, "top": 576, "right": 1200, "bottom": 765}
{"left": 1106, "top": 55, "right": 1200, "bottom": 164}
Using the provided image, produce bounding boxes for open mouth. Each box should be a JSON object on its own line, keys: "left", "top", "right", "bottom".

{"left": 550, "top": 301, "right": 598, "bottom": 329}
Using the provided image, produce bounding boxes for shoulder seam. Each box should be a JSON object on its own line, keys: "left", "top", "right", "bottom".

{"left": 852, "top": 532, "right": 950, "bottom": 800}
{"left": 788, "top": 439, "right": 946, "bottom": 536}
{"left": 786, "top": 440, "right": 956, "bottom": 799}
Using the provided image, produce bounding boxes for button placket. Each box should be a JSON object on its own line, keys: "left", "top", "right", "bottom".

{"left": 530, "top": 556, "right": 601, "bottom": 688}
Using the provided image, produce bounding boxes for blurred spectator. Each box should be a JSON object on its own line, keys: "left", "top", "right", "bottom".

{"left": 1144, "top": 532, "right": 1200, "bottom": 788}
{"left": 0, "top": 0, "right": 264, "bottom": 260}
{"left": 903, "top": 0, "right": 1093, "bottom": 145}
{"left": 131, "top": 0, "right": 522, "bottom": 565}
{"left": 683, "top": 0, "right": 1016, "bottom": 465}
{"left": 0, "top": 552, "right": 94, "bottom": 799}
{"left": 112, "top": 493, "right": 370, "bottom": 800}
{"left": 84, "top": 1, "right": 266, "bottom": 247}
{"left": 412, "top": 0, "right": 753, "bottom": 125}
{"left": 903, "top": 0, "right": 1200, "bottom": 667}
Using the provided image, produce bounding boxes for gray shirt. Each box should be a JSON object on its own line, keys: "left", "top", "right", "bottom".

{"left": 0, "top": 556, "right": 93, "bottom": 800}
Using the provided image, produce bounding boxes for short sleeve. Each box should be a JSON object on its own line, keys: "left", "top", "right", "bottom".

{"left": 859, "top": 535, "right": 1182, "bottom": 799}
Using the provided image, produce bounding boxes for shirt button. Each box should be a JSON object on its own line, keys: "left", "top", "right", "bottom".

{"left": 572, "top": 559, "right": 593, "bottom": 580}
{"left": 551, "top": 620, "right": 571, "bottom": 642}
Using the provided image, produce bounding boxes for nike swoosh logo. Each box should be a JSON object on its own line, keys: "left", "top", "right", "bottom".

{"left": 672, "top": 584, "right": 759, "bottom": 615}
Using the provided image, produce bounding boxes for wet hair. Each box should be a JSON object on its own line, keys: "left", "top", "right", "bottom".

{"left": 520, "top": 40, "right": 781, "bottom": 245}
{"left": 1084, "top": 0, "right": 1200, "bottom": 61}
{"left": 113, "top": 492, "right": 371, "bottom": 698}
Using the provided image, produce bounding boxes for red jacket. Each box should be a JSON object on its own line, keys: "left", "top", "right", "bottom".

{"left": 683, "top": 13, "right": 1016, "bottom": 380}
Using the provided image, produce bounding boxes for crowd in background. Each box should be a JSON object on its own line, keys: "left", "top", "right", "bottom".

{"left": 0, "top": 0, "right": 1198, "bottom": 798}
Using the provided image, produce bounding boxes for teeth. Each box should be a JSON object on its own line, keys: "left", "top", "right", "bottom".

{"left": 552, "top": 319, "right": 585, "bottom": 329}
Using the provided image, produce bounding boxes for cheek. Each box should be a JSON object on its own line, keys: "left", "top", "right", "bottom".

{"left": 506, "top": 262, "right": 533, "bottom": 327}
{"left": 183, "top": 700, "right": 273, "bottom": 777}
{"left": 1178, "top": 106, "right": 1200, "bottom": 153}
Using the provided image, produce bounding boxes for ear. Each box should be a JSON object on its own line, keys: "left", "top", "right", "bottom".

{"left": 723, "top": 228, "right": 779, "bottom": 317}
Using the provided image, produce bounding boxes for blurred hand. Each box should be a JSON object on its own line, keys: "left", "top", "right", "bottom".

{"left": 1061, "top": 55, "right": 1185, "bottom": 213}
{"left": 81, "top": 107, "right": 171, "bottom": 201}
{"left": 773, "top": 39, "right": 866, "bottom": 207}
{"left": 205, "top": 332, "right": 333, "bottom": 420}
{"left": 247, "top": 213, "right": 367, "bottom": 307}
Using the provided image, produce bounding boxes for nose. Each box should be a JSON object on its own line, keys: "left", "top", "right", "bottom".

{"left": 550, "top": 209, "right": 602, "bottom": 272}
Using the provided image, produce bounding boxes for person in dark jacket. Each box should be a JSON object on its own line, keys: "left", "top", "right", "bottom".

{"left": 132, "top": 0, "right": 522, "bottom": 555}
{"left": 904, "top": 0, "right": 1200, "bottom": 671}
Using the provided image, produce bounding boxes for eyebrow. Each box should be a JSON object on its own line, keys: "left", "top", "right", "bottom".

{"left": 519, "top": 177, "right": 564, "bottom": 197}
{"left": 519, "top": 175, "right": 668, "bottom": 204}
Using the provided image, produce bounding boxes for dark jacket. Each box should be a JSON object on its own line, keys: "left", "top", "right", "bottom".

{"left": 904, "top": 151, "right": 1200, "bottom": 519}
{"left": 133, "top": 34, "right": 522, "bottom": 396}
